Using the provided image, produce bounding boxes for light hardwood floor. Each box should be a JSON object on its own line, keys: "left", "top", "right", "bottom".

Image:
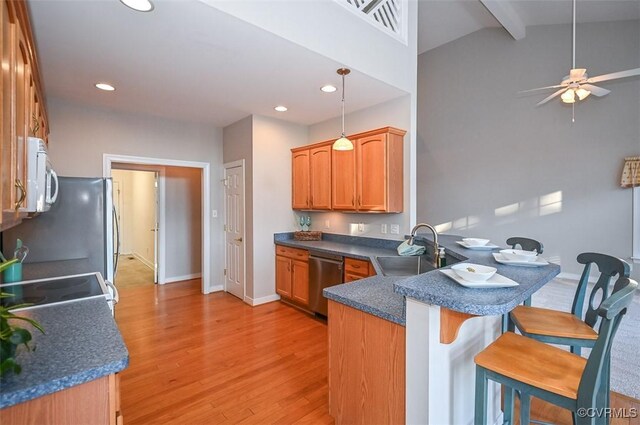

{"left": 116, "top": 255, "right": 155, "bottom": 289}
{"left": 115, "top": 279, "right": 639, "bottom": 424}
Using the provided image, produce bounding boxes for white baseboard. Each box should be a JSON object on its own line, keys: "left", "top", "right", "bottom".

{"left": 244, "top": 294, "right": 280, "bottom": 306}
{"left": 208, "top": 285, "right": 224, "bottom": 293}
{"left": 133, "top": 252, "right": 154, "bottom": 270}
{"left": 164, "top": 272, "right": 202, "bottom": 284}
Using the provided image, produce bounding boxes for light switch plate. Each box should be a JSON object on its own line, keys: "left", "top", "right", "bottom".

{"left": 390, "top": 224, "right": 400, "bottom": 234}
{"left": 212, "top": 210, "right": 218, "bottom": 218}
{"left": 358, "top": 223, "right": 364, "bottom": 232}
{"left": 325, "top": 220, "right": 331, "bottom": 229}
{"left": 381, "top": 224, "right": 388, "bottom": 234}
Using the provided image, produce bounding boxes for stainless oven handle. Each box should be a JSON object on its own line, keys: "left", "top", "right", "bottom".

{"left": 113, "top": 206, "right": 120, "bottom": 277}
{"left": 105, "top": 280, "right": 119, "bottom": 305}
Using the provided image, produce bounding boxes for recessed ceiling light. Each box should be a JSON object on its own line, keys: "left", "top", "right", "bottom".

{"left": 120, "top": 0, "right": 154, "bottom": 12}
{"left": 274, "top": 106, "right": 288, "bottom": 112}
{"left": 95, "top": 83, "right": 116, "bottom": 92}
{"left": 321, "top": 85, "right": 337, "bottom": 93}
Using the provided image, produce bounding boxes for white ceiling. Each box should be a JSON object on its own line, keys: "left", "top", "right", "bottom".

{"left": 28, "top": 0, "right": 640, "bottom": 128}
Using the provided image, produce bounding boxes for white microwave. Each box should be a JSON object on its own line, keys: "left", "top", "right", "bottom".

{"left": 26, "top": 137, "right": 58, "bottom": 213}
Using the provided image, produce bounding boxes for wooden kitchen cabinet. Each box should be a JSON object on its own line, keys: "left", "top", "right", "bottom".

{"left": 275, "top": 245, "right": 310, "bottom": 307}
{"left": 344, "top": 257, "right": 376, "bottom": 283}
{"left": 293, "top": 127, "right": 405, "bottom": 213}
{"left": 0, "top": 374, "right": 122, "bottom": 425}
{"left": 291, "top": 142, "right": 332, "bottom": 211}
{"left": 0, "top": 0, "right": 49, "bottom": 232}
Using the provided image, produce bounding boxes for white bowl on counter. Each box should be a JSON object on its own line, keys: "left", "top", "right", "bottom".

{"left": 500, "top": 249, "right": 538, "bottom": 262}
{"left": 451, "top": 263, "right": 497, "bottom": 282}
{"left": 462, "top": 238, "right": 490, "bottom": 247}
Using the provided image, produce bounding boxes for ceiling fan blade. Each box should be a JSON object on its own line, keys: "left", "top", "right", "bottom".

{"left": 518, "top": 83, "right": 568, "bottom": 94}
{"left": 569, "top": 68, "right": 587, "bottom": 80}
{"left": 581, "top": 84, "right": 610, "bottom": 97}
{"left": 536, "top": 88, "right": 567, "bottom": 106}
{"left": 587, "top": 68, "right": 640, "bottom": 84}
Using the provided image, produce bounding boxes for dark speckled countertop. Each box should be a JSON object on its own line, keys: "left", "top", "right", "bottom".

{"left": 275, "top": 232, "right": 560, "bottom": 326}
{"left": 0, "top": 298, "right": 129, "bottom": 409}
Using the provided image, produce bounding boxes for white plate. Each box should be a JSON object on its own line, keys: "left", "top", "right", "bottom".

{"left": 492, "top": 253, "right": 549, "bottom": 267}
{"left": 455, "top": 241, "right": 501, "bottom": 250}
{"left": 440, "top": 269, "right": 519, "bottom": 288}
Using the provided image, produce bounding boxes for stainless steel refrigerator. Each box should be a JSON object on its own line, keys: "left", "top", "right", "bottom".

{"left": 1, "top": 177, "right": 119, "bottom": 287}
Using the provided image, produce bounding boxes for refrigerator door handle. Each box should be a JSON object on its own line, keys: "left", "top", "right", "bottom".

{"left": 112, "top": 206, "right": 121, "bottom": 277}
{"left": 105, "top": 280, "right": 119, "bottom": 305}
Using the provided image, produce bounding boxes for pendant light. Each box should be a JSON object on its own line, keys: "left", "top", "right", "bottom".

{"left": 332, "top": 68, "right": 353, "bottom": 151}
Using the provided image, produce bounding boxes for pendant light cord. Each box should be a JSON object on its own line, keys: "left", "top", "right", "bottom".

{"left": 341, "top": 73, "right": 346, "bottom": 137}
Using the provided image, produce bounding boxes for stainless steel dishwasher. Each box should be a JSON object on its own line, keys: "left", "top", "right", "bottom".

{"left": 308, "top": 251, "right": 344, "bottom": 316}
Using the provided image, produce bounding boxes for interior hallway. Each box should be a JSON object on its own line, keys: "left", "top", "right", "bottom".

{"left": 116, "top": 255, "right": 155, "bottom": 289}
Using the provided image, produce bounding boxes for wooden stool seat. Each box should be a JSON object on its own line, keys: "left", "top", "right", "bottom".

{"left": 475, "top": 332, "right": 586, "bottom": 399}
{"left": 510, "top": 305, "right": 598, "bottom": 340}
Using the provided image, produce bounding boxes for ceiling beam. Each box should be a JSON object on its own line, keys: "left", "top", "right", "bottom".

{"left": 479, "top": 0, "right": 526, "bottom": 40}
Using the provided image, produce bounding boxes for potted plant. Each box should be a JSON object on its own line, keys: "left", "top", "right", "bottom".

{"left": 0, "top": 259, "right": 44, "bottom": 377}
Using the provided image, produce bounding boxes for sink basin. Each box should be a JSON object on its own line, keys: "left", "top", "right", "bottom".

{"left": 375, "top": 255, "right": 437, "bottom": 276}
{"left": 375, "top": 253, "right": 461, "bottom": 277}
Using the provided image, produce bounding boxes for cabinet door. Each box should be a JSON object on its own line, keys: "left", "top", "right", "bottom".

{"left": 309, "top": 144, "right": 331, "bottom": 210}
{"left": 331, "top": 147, "right": 356, "bottom": 210}
{"left": 292, "top": 150, "right": 310, "bottom": 210}
{"left": 357, "top": 133, "right": 387, "bottom": 211}
{"left": 291, "top": 259, "right": 309, "bottom": 306}
{"left": 275, "top": 255, "right": 292, "bottom": 298}
{"left": 0, "top": 0, "right": 12, "bottom": 228}
{"left": 13, "top": 23, "right": 29, "bottom": 212}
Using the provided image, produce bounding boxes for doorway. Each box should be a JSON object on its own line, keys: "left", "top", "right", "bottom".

{"left": 224, "top": 160, "right": 246, "bottom": 301}
{"left": 104, "top": 154, "right": 211, "bottom": 294}
{"left": 112, "top": 169, "right": 159, "bottom": 287}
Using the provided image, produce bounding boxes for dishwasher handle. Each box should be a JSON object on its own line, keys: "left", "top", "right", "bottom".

{"left": 310, "top": 256, "right": 343, "bottom": 269}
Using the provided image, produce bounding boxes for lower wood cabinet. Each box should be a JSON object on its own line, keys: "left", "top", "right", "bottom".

{"left": 275, "top": 245, "right": 309, "bottom": 307}
{"left": 328, "top": 300, "right": 405, "bottom": 424}
{"left": 343, "top": 257, "right": 376, "bottom": 283}
{"left": 0, "top": 374, "right": 122, "bottom": 425}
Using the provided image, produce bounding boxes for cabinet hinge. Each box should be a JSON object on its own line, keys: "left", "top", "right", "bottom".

{"left": 224, "top": 268, "right": 227, "bottom": 276}
{"left": 224, "top": 224, "right": 227, "bottom": 231}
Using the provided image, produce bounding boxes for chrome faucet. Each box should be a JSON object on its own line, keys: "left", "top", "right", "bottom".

{"left": 408, "top": 223, "right": 440, "bottom": 267}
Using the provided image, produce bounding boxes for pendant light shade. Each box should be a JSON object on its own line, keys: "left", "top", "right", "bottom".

{"left": 333, "top": 68, "right": 353, "bottom": 151}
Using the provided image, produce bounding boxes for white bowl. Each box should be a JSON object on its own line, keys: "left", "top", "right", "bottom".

{"left": 500, "top": 249, "right": 538, "bottom": 262}
{"left": 462, "top": 238, "right": 490, "bottom": 247}
{"left": 451, "top": 263, "right": 497, "bottom": 282}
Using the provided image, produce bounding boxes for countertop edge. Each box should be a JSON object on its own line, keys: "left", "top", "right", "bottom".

{"left": 0, "top": 356, "right": 129, "bottom": 409}
{"left": 324, "top": 291, "right": 405, "bottom": 326}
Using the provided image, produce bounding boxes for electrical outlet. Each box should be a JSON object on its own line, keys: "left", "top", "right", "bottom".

{"left": 390, "top": 224, "right": 400, "bottom": 235}
{"left": 358, "top": 223, "right": 364, "bottom": 232}
{"left": 381, "top": 224, "right": 388, "bottom": 234}
{"left": 211, "top": 210, "right": 218, "bottom": 218}
{"left": 325, "top": 220, "right": 331, "bottom": 229}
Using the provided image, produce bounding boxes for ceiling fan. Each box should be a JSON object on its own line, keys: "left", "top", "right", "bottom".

{"left": 521, "top": 0, "right": 640, "bottom": 114}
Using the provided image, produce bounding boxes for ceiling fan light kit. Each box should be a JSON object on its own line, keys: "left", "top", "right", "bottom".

{"left": 520, "top": 0, "right": 640, "bottom": 120}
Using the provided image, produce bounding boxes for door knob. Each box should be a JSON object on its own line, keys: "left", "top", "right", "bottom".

{"left": 235, "top": 237, "right": 243, "bottom": 242}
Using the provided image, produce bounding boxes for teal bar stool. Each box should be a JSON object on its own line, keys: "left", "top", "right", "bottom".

{"left": 475, "top": 277, "right": 637, "bottom": 425}
{"left": 508, "top": 253, "right": 630, "bottom": 355}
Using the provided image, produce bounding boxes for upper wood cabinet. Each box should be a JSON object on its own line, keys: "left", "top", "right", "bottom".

{"left": 331, "top": 148, "right": 356, "bottom": 211}
{"left": 0, "top": 0, "right": 49, "bottom": 232}
{"left": 291, "top": 142, "right": 332, "bottom": 211}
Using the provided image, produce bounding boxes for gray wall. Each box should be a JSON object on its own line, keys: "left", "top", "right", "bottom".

{"left": 417, "top": 20, "right": 640, "bottom": 279}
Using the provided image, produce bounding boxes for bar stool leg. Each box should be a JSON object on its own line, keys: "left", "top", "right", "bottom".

{"left": 475, "top": 367, "right": 488, "bottom": 425}
{"left": 570, "top": 345, "right": 582, "bottom": 355}
{"left": 503, "top": 386, "right": 515, "bottom": 425}
{"left": 524, "top": 297, "right": 532, "bottom": 307}
{"left": 520, "top": 392, "right": 531, "bottom": 425}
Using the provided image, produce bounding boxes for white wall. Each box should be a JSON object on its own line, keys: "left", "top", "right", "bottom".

{"left": 417, "top": 20, "right": 640, "bottom": 279}
{"left": 47, "top": 97, "right": 224, "bottom": 290}
{"left": 205, "top": 0, "right": 418, "bottom": 94}
{"left": 252, "top": 115, "right": 308, "bottom": 300}
{"left": 305, "top": 95, "right": 413, "bottom": 239}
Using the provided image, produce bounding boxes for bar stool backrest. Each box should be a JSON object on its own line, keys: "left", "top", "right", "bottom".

{"left": 574, "top": 253, "right": 631, "bottom": 328}
{"left": 506, "top": 237, "right": 544, "bottom": 254}
{"left": 577, "top": 277, "right": 637, "bottom": 408}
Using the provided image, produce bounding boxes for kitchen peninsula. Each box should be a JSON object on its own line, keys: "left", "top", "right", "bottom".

{"left": 277, "top": 232, "right": 560, "bottom": 424}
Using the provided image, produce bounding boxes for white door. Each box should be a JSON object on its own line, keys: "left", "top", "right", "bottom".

{"left": 224, "top": 163, "right": 245, "bottom": 300}
{"left": 152, "top": 172, "right": 159, "bottom": 283}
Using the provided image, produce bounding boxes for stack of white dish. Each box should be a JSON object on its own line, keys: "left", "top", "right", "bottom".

{"left": 456, "top": 238, "right": 500, "bottom": 250}
{"left": 493, "top": 249, "right": 549, "bottom": 267}
{"left": 440, "top": 263, "right": 519, "bottom": 288}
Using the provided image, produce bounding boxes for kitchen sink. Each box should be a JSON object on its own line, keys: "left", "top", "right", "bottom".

{"left": 375, "top": 253, "right": 461, "bottom": 277}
